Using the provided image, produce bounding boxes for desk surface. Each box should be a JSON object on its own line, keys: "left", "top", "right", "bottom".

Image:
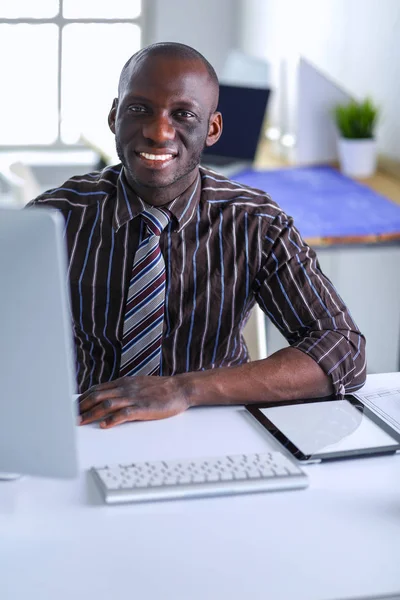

{"left": 1, "top": 373, "right": 400, "bottom": 600}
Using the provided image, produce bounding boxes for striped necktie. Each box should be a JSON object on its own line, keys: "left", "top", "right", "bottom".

{"left": 119, "top": 206, "right": 171, "bottom": 377}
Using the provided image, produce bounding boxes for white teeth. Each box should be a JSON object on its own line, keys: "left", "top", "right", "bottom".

{"left": 139, "top": 152, "right": 174, "bottom": 161}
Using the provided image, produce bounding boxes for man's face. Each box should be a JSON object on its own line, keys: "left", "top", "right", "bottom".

{"left": 109, "top": 55, "right": 221, "bottom": 192}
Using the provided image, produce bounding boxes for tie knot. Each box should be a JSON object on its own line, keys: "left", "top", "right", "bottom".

{"left": 141, "top": 206, "right": 171, "bottom": 237}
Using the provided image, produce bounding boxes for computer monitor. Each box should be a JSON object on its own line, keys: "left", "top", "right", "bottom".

{"left": 0, "top": 208, "right": 78, "bottom": 479}
{"left": 202, "top": 84, "right": 271, "bottom": 169}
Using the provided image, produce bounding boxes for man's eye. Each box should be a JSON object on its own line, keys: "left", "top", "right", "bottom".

{"left": 175, "top": 110, "right": 195, "bottom": 118}
{"left": 128, "top": 105, "right": 147, "bottom": 113}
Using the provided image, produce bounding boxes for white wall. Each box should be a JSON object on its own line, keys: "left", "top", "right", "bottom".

{"left": 144, "top": 0, "right": 240, "bottom": 76}
{"left": 238, "top": 0, "right": 400, "bottom": 160}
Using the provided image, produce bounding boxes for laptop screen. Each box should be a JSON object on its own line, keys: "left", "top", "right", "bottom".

{"left": 202, "top": 84, "right": 271, "bottom": 162}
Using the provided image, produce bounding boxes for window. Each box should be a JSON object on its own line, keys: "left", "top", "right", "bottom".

{"left": 0, "top": 0, "right": 143, "bottom": 151}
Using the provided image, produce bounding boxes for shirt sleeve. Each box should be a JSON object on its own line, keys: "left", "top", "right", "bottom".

{"left": 253, "top": 212, "right": 366, "bottom": 396}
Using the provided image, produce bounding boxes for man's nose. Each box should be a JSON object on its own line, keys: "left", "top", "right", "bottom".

{"left": 142, "top": 113, "right": 175, "bottom": 143}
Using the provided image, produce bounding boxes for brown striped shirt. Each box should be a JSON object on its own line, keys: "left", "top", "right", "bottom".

{"left": 27, "top": 163, "right": 366, "bottom": 395}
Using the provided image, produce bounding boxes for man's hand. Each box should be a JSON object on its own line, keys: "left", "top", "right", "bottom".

{"left": 78, "top": 375, "right": 190, "bottom": 428}
{"left": 78, "top": 348, "right": 333, "bottom": 429}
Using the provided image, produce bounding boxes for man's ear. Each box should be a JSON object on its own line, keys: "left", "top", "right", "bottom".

{"left": 108, "top": 98, "right": 118, "bottom": 134}
{"left": 205, "top": 112, "right": 223, "bottom": 147}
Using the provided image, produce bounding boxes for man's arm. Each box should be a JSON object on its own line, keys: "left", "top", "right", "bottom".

{"left": 251, "top": 212, "right": 366, "bottom": 399}
{"left": 79, "top": 347, "right": 330, "bottom": 427}
{"left": 184, "top": 346, "right": 333, "bottom": 405}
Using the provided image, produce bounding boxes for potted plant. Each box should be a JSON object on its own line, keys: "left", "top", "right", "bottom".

{"left": 333, "top": 98, "right": 379, "bottom": 178}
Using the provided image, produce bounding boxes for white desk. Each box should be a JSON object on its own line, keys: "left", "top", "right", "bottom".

{"left": 1, "top": 374, "right": 400, "bottom": 600}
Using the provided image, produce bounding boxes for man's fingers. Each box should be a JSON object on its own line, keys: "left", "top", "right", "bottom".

{"left": 99, "top": 406, "right": 150, "bottom": 428}
{"left": 78, "top": 381, "right": 116, "bottom": 400}
{"left": 78, "top": 376, "right": 129, "bottom": 402}
{"left": 79, "top": 397, "right": 133, "bottom": 424}
{"left": 79, "top": 385, "right": 124, "bottom": 413}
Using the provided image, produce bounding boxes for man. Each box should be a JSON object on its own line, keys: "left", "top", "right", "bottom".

{"left": 28, "top": 42, "right": 366, "bottom": 428}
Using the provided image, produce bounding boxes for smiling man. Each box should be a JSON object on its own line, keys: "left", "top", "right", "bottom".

{"left": 28, "top": 42, "right": 366, "bottom": 428}
{"left": 111, "top": 46, "right": 220, "bottom": 201}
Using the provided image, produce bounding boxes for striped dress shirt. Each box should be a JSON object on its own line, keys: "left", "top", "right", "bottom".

{"left": 28, "top": 164, "right": 366, "bottom": 396}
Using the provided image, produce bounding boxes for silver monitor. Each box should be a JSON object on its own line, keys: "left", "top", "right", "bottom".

{"left": 0, "top": 207, "right": 78, "bottom": 478}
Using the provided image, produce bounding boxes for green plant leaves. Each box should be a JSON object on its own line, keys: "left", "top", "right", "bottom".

{"left": 333, "top": 98, "right": 379, "bottom": 139}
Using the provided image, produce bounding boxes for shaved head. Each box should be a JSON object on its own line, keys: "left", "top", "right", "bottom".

{"left": 118, "top": 42, "right": 219, "bottom": 113}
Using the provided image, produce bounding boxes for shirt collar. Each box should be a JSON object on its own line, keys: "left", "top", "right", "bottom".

{"left": 112, "top": 166, "right": 201, "bottom": 233}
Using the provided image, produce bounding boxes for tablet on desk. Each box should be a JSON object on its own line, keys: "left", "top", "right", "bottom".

{"left": 246, "top": 396, "right": 400, "bottom": 463}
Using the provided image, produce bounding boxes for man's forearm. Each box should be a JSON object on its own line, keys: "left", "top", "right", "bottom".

{"left": 180, "top": 347, "right": 333, "bottom": 408}
{"left": 79, "top": 347, "right": 334, "bottom": 427}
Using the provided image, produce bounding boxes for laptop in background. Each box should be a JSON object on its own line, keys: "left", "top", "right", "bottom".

{"left": 202, "top": 84, "right": 271, "bottom": 177}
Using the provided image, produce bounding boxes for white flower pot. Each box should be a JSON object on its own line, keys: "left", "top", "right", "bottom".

{"left": 337, "top": 138, "right": 377, "bottom": 178}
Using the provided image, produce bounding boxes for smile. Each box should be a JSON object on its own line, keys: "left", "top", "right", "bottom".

{"left": 138, "top": 152, "right": 176, "bottom": 162}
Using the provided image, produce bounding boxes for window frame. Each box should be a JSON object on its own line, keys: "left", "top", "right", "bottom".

{"left": 0, "top": 0, "right": 148, "bottom": 152}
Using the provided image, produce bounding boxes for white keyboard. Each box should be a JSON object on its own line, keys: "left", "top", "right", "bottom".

{"left": 90, "top": 451, "right": 308, "bottom": 505}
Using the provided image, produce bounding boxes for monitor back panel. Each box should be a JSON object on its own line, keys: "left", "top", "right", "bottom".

{"left": 0, "top": 208, "right": 78, "bottom": 478}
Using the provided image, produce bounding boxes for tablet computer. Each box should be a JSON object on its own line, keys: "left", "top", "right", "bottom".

{"left": 246, "top": 396, "right": 400, "bottom": 463}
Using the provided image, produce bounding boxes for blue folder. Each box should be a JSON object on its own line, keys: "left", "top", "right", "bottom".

{"left": 232, "top": 166, "right": 400, "bottom": 241}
